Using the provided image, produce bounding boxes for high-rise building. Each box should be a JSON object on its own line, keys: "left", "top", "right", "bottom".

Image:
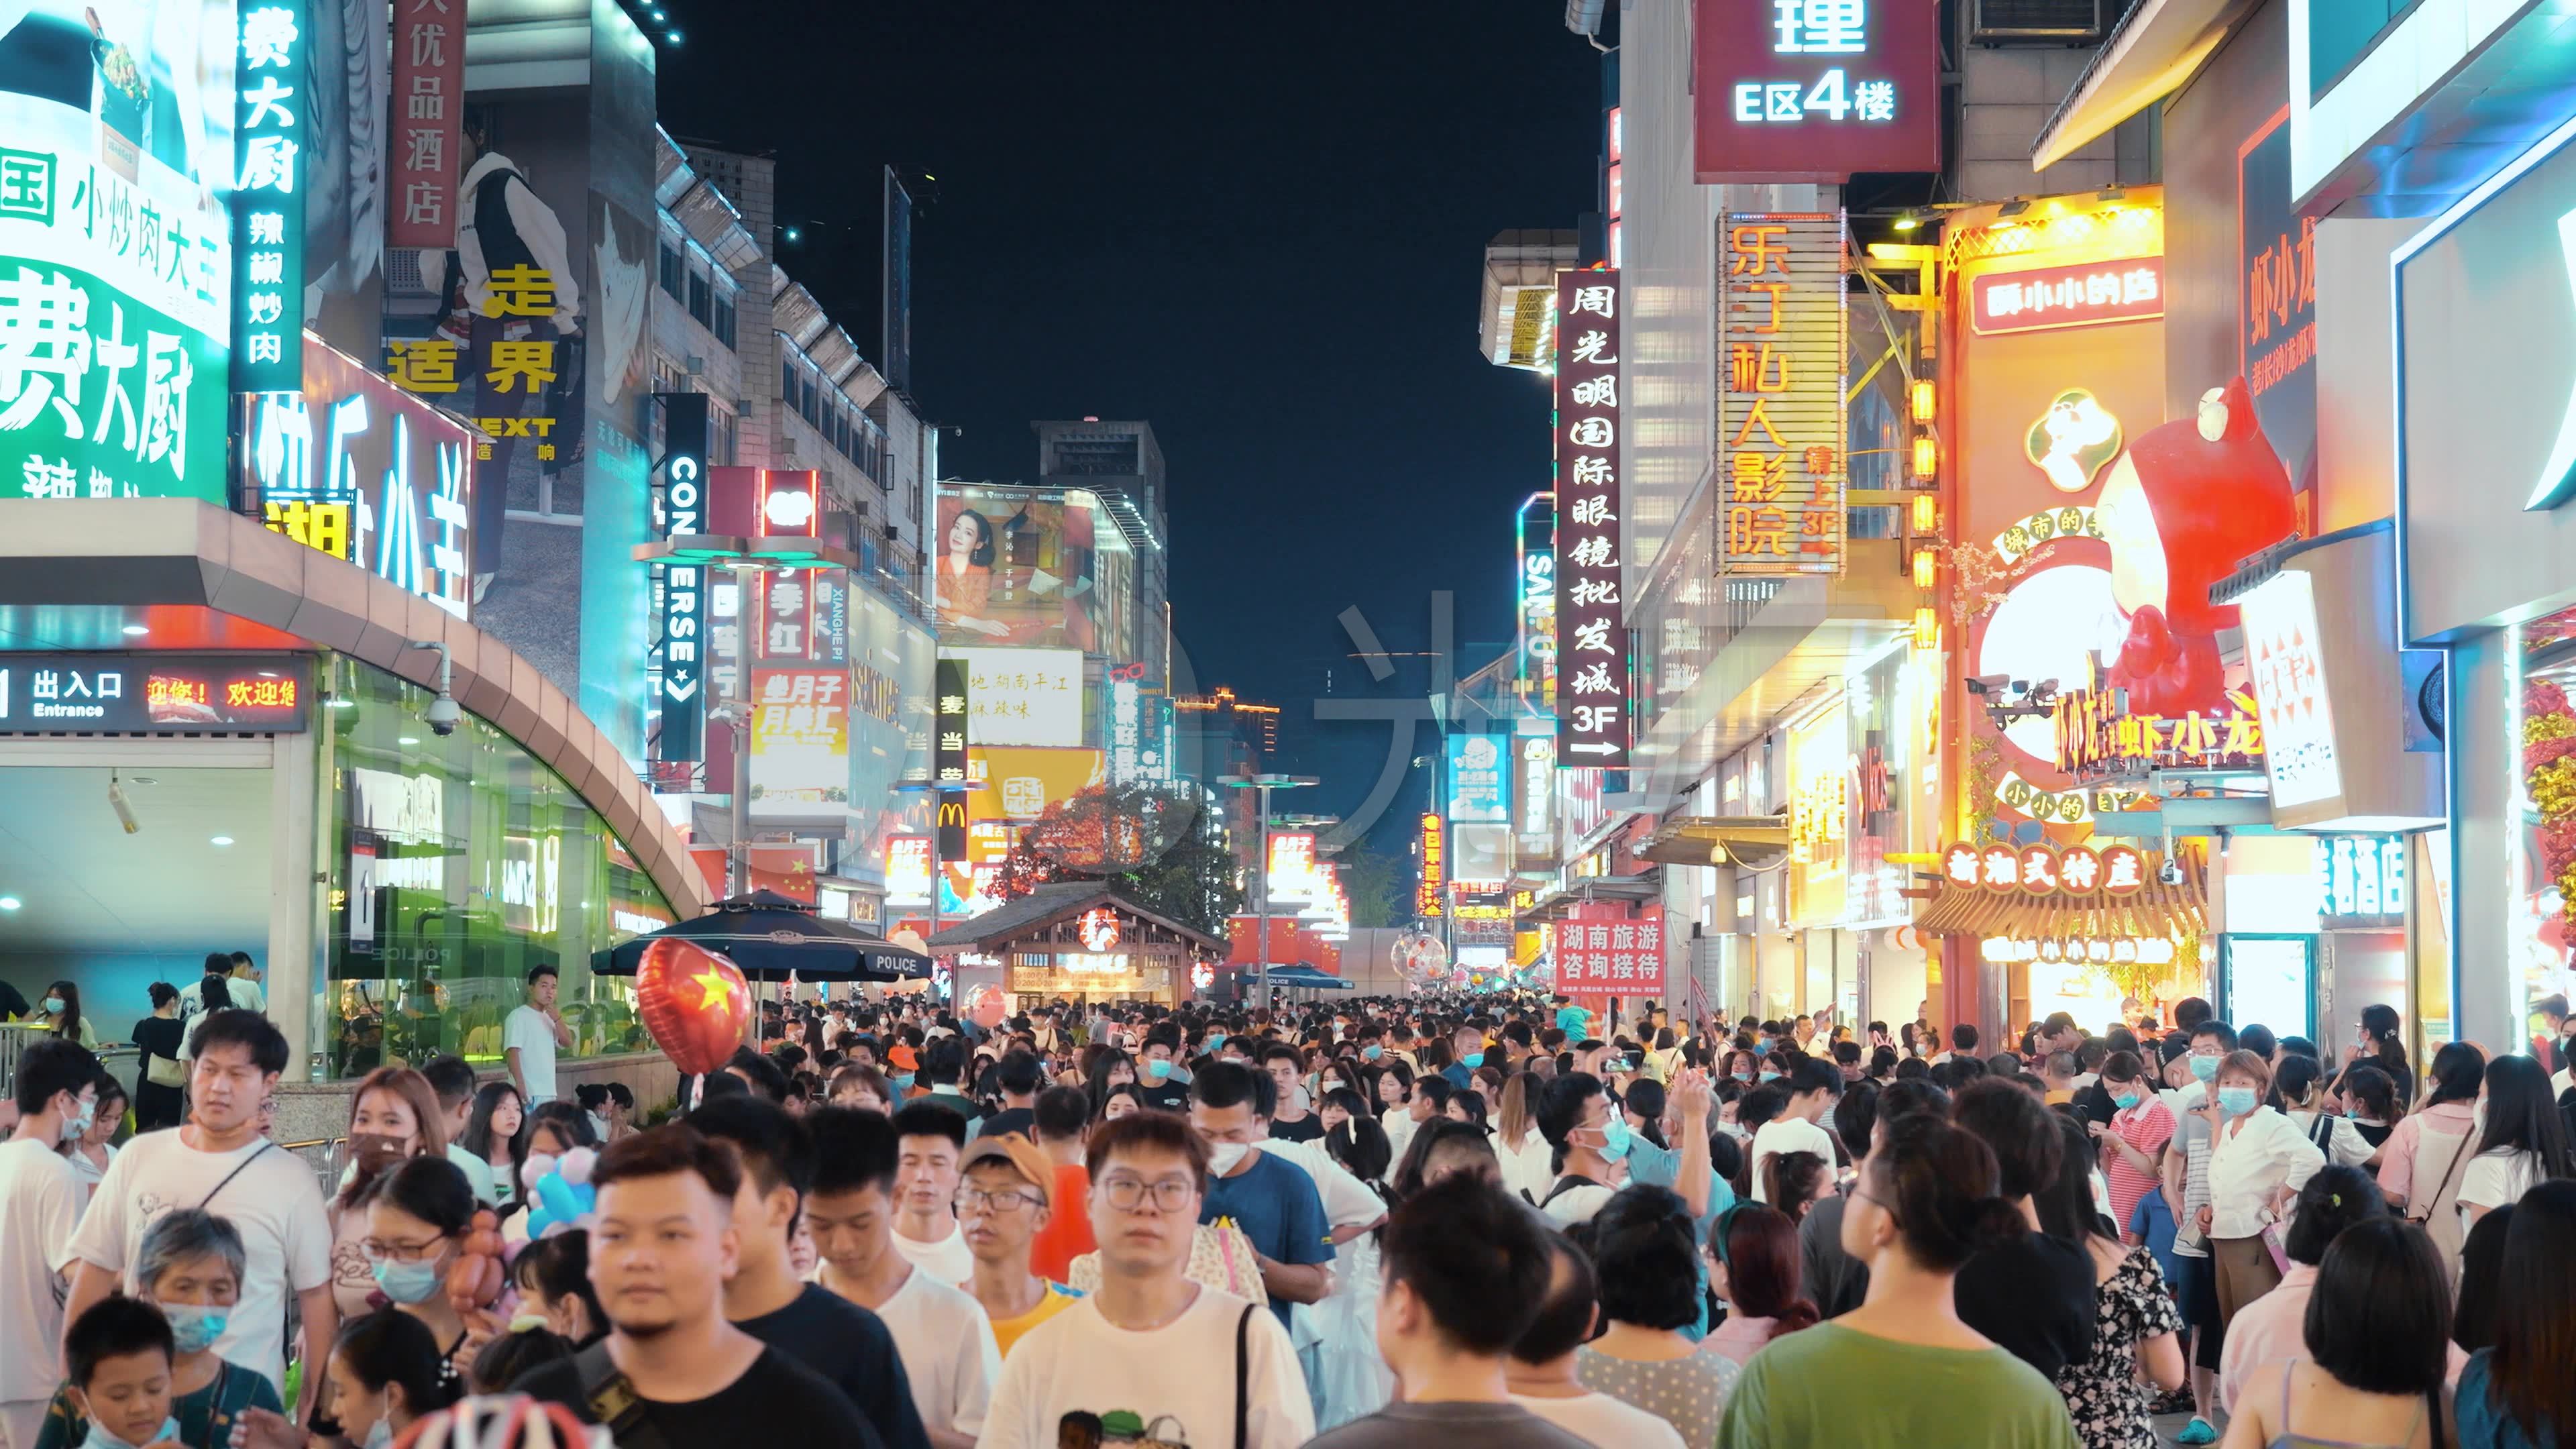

{"left": 1034, "top": 419, "right": 1170, "bottom": 681}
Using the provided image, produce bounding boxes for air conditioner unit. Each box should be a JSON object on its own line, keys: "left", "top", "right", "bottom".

{"left": 1972, "top": 0, "right": 2108, "bottom": 43}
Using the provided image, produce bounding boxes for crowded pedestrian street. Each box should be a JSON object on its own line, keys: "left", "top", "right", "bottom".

{"left": 1, "top": 2, "right": 2571, "bottom": 1448}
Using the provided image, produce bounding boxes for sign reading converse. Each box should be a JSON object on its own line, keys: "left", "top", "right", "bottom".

{"left": 2397, "top": 115, "right": 2576, "bottom": 641}
{"left": 653, "top": 393, "right": 710, "bottom": 764}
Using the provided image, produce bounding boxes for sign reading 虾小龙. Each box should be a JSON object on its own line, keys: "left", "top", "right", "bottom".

{"left": 1553, "top": 271, "right": 1629, "bottom": 769}
{"left": 1721, "top": 215, "right": 1847, "bottom": 577}
{"left": 1693, "top": 0, "right": 1941, "bottom": 184}
{"left": 389, "top": 0, "right": 466, "bottom": 251}
{"left": 230, "top": 1, "right": 305, "bottom": 394}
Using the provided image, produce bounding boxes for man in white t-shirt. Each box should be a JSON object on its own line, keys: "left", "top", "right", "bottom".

{"left": 61, "top": 1010, "right": 333, "bottom": 1405}
{"left": 1748, "top": 1057, "right": 1841, "bottom": 1203}
{"left": 0, "top": 1038, "right": 101, "bottom": 1449}
{"left": 1530, "top": 1072, "right": 1623, "bottom": 1226}
{"left": 807, "top": 1104, "right": 998, "bottom": 1449}
{"left": 503, "top": 965, "right": 570, "bottom": 1105}
{"left": 977, "top": 1112, "right": 1311, "bottom": 1449}
{"left": 887, "top": 1100, "right": 975, "bottom": 1283}
{"left": 1507, "top": 1232, "right": 1680, "bottom": 1449}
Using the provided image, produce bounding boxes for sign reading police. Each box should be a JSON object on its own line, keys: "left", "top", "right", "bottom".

{"left": 1695, "top": 0, "right": 1941, "bottom": 183}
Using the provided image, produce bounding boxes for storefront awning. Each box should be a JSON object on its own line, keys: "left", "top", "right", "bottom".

{"left": 1518, "top": 873, "right": 1661, "bottom": 922}
{"left": 926, "top": 880, "right": 1224, "bottom": 954}
{"left": 1911, "top": 856, "right": 2207, "bottom": 941}
{"left": 1636, "top": 815, "right": 1789, "bottom": 868}
{"left": 2030, "top": 0, "right": 2246, "bottom": 172}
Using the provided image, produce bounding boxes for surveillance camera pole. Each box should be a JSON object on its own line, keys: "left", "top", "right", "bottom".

{"left": 405, "top": 639, "right": 452, "bottom": 702}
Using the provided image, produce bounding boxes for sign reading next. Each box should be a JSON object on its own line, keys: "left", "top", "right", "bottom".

{"left": 1695, "top": 0, "right": 1939, "bottom": 183}
{"left": 0, "top": 655, "right": 309, "bottom": 733}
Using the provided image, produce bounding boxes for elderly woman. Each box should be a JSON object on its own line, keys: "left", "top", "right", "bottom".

{"left": 32, "top": 1210, "right": 282, "bottom": 1449}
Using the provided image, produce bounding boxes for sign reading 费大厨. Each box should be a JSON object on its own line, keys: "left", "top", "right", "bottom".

{"left": 1693, "top": 0, "right": 1941, "bottom": 184}
{"left": 231, "top": 1, "right": 305, "bottom": 394}
{"left": 0, "top": 655, "right": 309, "bottom": 734}
{"left": 2, "top": 1, "right": 233, "bottom": 502}
{"left": 1554, "top": 272, "right": 1629, "bottom": 770}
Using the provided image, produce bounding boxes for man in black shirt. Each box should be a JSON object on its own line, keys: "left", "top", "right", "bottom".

{"left": 1259, "top": 1044, "right": 1325, "bottom": 1143}
{"left": 971, "top": 1051, "right": 1043, "bottom": 1141}
{"left": 1947, "top": 1077, "right": 2098, "bottom": 1379}
{"left": 512, "top": 1125, "right": 878, "bottom": 1448}
{"left": 1132, "top": 1023, "right": 1191, "bottom": 1113}
{"left": 682, "top": 1095, "right": 931, "bottom": 1449}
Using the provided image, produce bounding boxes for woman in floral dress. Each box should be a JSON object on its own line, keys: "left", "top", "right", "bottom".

{"left": 2041, "top": 1113, "right": 2187, "bottom": 1449}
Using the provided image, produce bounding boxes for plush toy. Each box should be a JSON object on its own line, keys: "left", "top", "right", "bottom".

{"left": 2092, "top": 377, "right": 2298, "bottom": 716}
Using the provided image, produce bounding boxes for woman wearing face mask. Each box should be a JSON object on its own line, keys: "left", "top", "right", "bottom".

{"left": 2455, "top": 1055, "right": 2575, "bottom": 1230}
{"left": 320, "top": 1309, "right": 462, "bottom": 1449}
{"left": 327, "top": 1068, "right": 448, "bottom": 1322}
{"left": 2088, "top": 1051, "right": 2174, "bottom": 1234}
{"left": 2277, "top": 1054, "right": 2383, "bottom": 1171}
{"left": 60, "top": 1075, "right": 124, "bottom": 1203}
{"left": 36, "top": 980, "right": 97, "bottom": 1048}
{"left": 2200, "top": 1050, "right": 2325, "bottom": 1335}
{"left": 32, "top": 1210, "right": 282, "bottom": 1449}
{"left": 2334, "top": 1063, "right": 2404, "bottom": 1150}
{"left": 1097, "top": 1083, "right": 1144, "bottom": 1122}
{"left": 2377, "top": 1040, "right": 2485, "bottom": 1275}
{"left": 358, "top": 1156, "right": 480, "bottom": 1392}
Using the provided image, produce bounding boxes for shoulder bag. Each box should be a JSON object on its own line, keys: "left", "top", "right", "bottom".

{"left": 2406, "top": 1130, "right": 2473, "bottom": 1226}
{"left": 574, "top": 1342, "right": 672, "bottom": 1449}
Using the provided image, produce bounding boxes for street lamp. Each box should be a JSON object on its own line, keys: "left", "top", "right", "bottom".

{"left": 1215, "top": 773, "right": 1319, "bottom": 1003}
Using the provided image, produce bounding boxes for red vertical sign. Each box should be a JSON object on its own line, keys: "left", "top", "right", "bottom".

{"left": 1555, "top": 270, "right": 1629, "bottom": 769}
{"left": 1552, "top": 906, "right": 1666, "bottom": 998}
{"left": 390, "top": 0, "right": 467, "bottom": 250}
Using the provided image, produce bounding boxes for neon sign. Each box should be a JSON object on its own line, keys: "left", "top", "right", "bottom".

{"left": 1972, "top": 260, "right": 2165, "bottom": 336}
{"left": 1554, "top": 272, "right": 1629, "bottom": 766}
{"left": 1694, "top": 0, "right": 1939, "bottom": 183}
{"left": 230, "top": 1, "right": 306, "bottom": 393}
{"left": 655, "top": 393, "right": 709, "bottom": 763}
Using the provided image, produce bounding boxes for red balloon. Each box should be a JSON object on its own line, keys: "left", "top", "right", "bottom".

{"left": 635, "top": 938, "right": 751, "bottom": 1076}
{"left": 964, "top": 983, "right": 1006, "bottom": 1030}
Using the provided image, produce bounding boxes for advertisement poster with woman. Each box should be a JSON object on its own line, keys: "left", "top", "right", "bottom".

{"left": 935, "top": 486, "right": 1108, "bottom": 651}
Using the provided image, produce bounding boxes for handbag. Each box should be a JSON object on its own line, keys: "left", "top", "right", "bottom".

{"left": 2405, "top": 1131, "right": 2473, "bottom": 1226}
{"left": 146, "top": 1052, "right": 186, "bottom": 1088}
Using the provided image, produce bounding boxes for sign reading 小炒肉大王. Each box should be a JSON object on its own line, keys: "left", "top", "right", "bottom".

{"left": 1554, "top": 271, "right": 1629, "bottom": 769}
{"left": 1720, "top": 215, "right": 1847, "bottom": 577}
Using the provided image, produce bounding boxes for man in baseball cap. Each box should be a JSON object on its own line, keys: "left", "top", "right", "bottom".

{"left": 954, "top": 1135, "right": 1079, "bottom": 1356}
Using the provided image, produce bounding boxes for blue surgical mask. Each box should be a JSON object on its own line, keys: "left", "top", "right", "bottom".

{"left": 2217, "top": 1086, "right": 2258, "bottom": 1116}
{"left": 2190, "top": 1055, "right": 2220, "bottom": 1083}
{"left": 1758, "top": 1069, "right": 1781, "bottom": 1083}
{"left": 1362, "top": 1045, "right": 1383, "bottom": 1061}
{"left": 370, "top": 1255, "right": 445, "bottom": 1305}
{"left": 1142, "top": 1059, "right": 1173, "bottom": 1081}
{"left": 1460, "top": 1051, "right": 1485, "bottom": 1069}
{"left": 891, "top": 1073, "right": 916, "bottom": 1093}
{"left": 159, "top": 1304, "right": 229, "bottom": 1354}
{"left": 1733, "top": 1069, "right": 1754, "bottom": 1082}
{"left": 2112, "top": 1090, "right": 2141, "bottom": 1110}
{"left": 42, "top": 996, "right": 64, "bottom": 1014}
{"left": 80, "top": 1417, "right": 180, "bottom": 1449}
{"left": 1596, "top": 1114, "right": 1633, "bottom": 1162}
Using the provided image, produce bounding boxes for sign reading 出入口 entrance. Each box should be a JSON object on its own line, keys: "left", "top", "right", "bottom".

{"left": 0, "top": 655, "right": 309, "bottom": 733}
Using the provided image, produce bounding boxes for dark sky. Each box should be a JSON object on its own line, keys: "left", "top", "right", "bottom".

{"left": 655, "top": 2, "right": 1603, "bottom": 847}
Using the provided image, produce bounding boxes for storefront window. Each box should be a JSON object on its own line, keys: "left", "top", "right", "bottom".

{"left": 316, "top": 657, "right": 674, "bottom": 1080}
{"left": 2512, "top": 610, "right": 2576, "bottom": 1068}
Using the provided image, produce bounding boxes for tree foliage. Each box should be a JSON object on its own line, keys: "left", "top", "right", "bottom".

{"left": 989, "top": 784, "right": 1244, "bottom": 938}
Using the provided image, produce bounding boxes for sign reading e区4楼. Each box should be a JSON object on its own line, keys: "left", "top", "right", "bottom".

{"left": 1694, "top": 0, "right": 1941, "bottom": 184}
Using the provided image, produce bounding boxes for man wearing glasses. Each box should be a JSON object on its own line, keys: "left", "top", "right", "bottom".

{"left": 954, "top": 1135, "right": 1077, "bottom": 1356}
{"left": 977, "top": 1113, "right": 1313, "bottom": 1449}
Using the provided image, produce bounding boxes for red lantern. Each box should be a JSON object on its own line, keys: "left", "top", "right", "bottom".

{"left": 635, "top": 938, "right": 751, "bottom": 1075}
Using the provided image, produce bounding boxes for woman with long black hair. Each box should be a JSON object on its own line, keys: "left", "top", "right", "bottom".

{"left": 2040, "top": 1111, "right": 2186, "bottom": 1449}
{"left": 2457, "top": 1180, "right": 2576, "bottom": 1449}
{"left": 2379, "top": 1040, "right": 2485, "bottom": 1274}
{"left": 2350, "top": 1003, "right": 2417, "bottom": 1108}
{"left": 2457, "top": 1055, "right": 2575, "bottom": 1229}
{"left": 2216, "top": 1218, "right": 2455, "bottom": 1449}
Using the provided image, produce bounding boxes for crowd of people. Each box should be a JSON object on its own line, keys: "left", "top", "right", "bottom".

{"left": 1, "top": 983, "right": 2571, "bottom": 1449}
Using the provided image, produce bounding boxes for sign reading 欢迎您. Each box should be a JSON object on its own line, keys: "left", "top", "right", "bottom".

{"left": 1694, "top": 0, "right": 1941, "bottom": 184}
{"left": 231, "top": 1, "right": 305, "bottom": 394}
{"left": 0, "top": 655, "right": 309, "bottom": 734}
{"left": 1554, "top": 272, "right": 1629, "bottom": 769}
{"left": 1721, "top": 215, "right": 1847, "bottom": 576}
{"left": 389, "top": 0, "right": 466, "bottom": 250}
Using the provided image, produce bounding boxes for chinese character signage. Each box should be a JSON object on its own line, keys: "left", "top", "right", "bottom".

{"left": 885, "top": 835, "right": 934, "bottom": 907}
{"left": 1693, "top": 0, "right": 1940, "bottom": 183}
{"left": 1445, "top": 733, "right": 1509, "bottom": 824}
{"left": 389, "top": 0, "right": 466, "bottom": 250}
{"left": 2241, "top": 570, "right": 2343, "bottom": 810}
{"left": 1553, "top": 270, "right": 1629, "bottom": 768}
{"left": 1553, "top": 908, "right": 1666, "bottom": 996}
{"left": 1971, "top": 259, "right": 2164, "bottom": 336}
{"left": 1108, "top": 663, "right": 1148, "bottom": 784}
{"left": 2055, "top": 684, "right": 2266, "bottom": 776}
{"left": 0, "top": 655, "right": 309, "bottom": 734}
{"left": 1415, "top": 812, "right": 1444, "bottom": 918}
{"left": 1519, "top": 545, "right": 1556, "bottom": 702}
{"left": 1721, "top": 215, "right": 1847, "bottom": 576}
{"left": 2314, "top": 834, "right": 2406, "bottom": 928}
{"left": 946, "top": 647, "right": 1083, "bottom": 748}
{"left": 1938, "top": 841, "right": 2150, "bottom": 898}
{"left": 934, "top": 657, "right": 970, "bottom": 859}
{"left": 1516, "top": 731, "right": 1556, "bottom": 847}
{"left": 231, "top": 1, "right": 305, "bottom": 394}
{"left": 654, "top": 393, "right": 710, "bottom": 763}
{"left": 246, "top": 339, "right": 475, "bottom": 618}
{"left": 2240, "top": 110, "right": 2317, "bottom": 515}
{"left": 1, "top": 3, "right": 233, "bottom": 503}
{"left": 749, "top": 667, "right": 849, "bottom": 820}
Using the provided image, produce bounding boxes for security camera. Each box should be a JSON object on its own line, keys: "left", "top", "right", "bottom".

{"left": 2157, "top": 859, "right": 2185, "bottom": 887}
{"left": 1966, "top": 674, "right": 2008, "bottom": 696}
{"left": 107, "top": 773, "right": 140, "bottom": 835}
{"left": 425, "top": 693, "right": 461, "bottom": 736}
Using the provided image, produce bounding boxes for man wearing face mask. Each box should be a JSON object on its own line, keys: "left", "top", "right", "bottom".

{"left": 1132, "top": 1026, "right": 1192, "bottom": 1113}
{"left": 1531, "top": 1073, "right": 1627, "bottom": 1226}
{"left": 1444, "top": 1024, "right": 1487, "bottom": 1092}
{"left": 1187, "top": 1063, "right": 1333, "bottom": 1329}
{"left": 2157, "top": 1018, "right": 2239, "bottom": 1447}
{"left": 0, "top": 1038, "right": 101, "bottom": 1449}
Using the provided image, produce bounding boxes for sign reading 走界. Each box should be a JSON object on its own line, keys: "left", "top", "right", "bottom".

{"left": 654, "top": 392, "right": 710, "bottom": 763}
{"left": 231, "top": 1, "right": 306, "bottom": 394}
{"left": 1720, "top": 214, "right": 1847, "bottom": 577}
{"left": 1554, "top": 271, "right": 1629, "bottom": 769}
{"left": 0, "top": 655, "right": 310, "bottom": 734}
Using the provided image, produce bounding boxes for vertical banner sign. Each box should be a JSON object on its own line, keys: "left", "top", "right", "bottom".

{"left": 654, "top": 393, "right": 710, "bottom": 763}
{"left": 2240, "top": 109, "right": 2318, "bottom": 511}
{"left": 1107, "top": 663, "right": 1148, "bottom": 784}
{"left": 388, "top": 0, "right": 466, "bottom": 250}
{"left": 1554, "top": 270, "right": 1629, "bottom": 767}
{"left": 1720, "top": 214, "right": 1847, "bottom": 576}
{"left": 934, "top": 658, "right": 971, "bottom": 860}
{"left": 231, "top": 1, "right": 307, "bottom": 394}
{"left": 1415, "top": 812, "right": 1446, "bottom": 919}
{"left": 883, "top": 168, "right": 915, "bottom": 397}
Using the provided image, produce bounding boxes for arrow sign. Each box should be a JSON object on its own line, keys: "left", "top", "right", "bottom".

{"left": 664, "top": 678, "right": 699, "bottom": 702}
{"left": 1567, "top": 742, "right": 1621, "bottom": 757}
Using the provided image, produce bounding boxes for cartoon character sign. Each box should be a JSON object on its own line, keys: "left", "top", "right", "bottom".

{"left": 2025, "top": 388, "right": 2125, "bottom": 494}
{"left": 2094, "top": 378, "right": 2298, "bottom": 715}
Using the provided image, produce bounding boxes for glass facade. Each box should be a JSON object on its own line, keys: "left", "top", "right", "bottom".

{"left": 316, "top": 656, "right": 674, "bottom": 1080}
{"left": 2310, "top": 0, "right": 2412, "bottom": 95}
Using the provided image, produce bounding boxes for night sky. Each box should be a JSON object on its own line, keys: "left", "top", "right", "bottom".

{"left": 655, "top": 3, "right": 1605, "bottom": 853}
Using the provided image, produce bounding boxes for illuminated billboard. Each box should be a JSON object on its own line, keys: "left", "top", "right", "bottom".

{"left": 1554, "top": 271, "right": 1629, "bottom": 769}
{"left": 1692, "top": 0, "right": 1940, "bottom": 184}
{"left": 1, "top": 0, "right": 233, "bottom": 503}
{"left": 1446, "top": 734, "right": 1509, "bottom": 824}
{"left": 934, "top": 485, "right": 1125, "bottom": 653}
{"left": 749, "top": 667, "right": 849, "bottom": 820}
{"left": 0, "top": 654, "right": 308, "bottom": 733}
{"left": 946, "top": 647, "right": 1083, "bottom": 748}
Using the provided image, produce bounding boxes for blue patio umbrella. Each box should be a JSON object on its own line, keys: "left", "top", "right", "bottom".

{"left": 592, "top": 890, "right": 930, "bottom": 983}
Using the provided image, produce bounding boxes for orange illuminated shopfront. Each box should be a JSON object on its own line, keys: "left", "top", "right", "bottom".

{"left": 930, "top": 881, "right": 1224, "bottom": 1009}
